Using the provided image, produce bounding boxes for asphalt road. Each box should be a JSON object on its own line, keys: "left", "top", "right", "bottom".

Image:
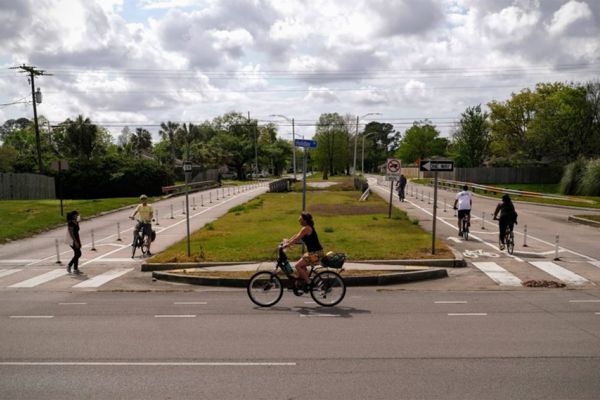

{"left": 1, "top": 289, "right": 599, "bottom": 399}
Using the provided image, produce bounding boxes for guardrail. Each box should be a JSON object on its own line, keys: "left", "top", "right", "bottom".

{"left": 432, "top": 179, "right": 595, "bottom": 204}
{"left": 161, "top": 180, "right": 219, "bottom": 195}
{"left": 269, "top": 178, "right": 294, "bottom": 192}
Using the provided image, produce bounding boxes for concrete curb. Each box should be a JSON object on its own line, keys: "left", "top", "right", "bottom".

{"left": 142, "top": 258, "right": 465, "bottom": 272}
{"left": 568, "top": 215, "right": 600, "bottom": 228}
{"left": 152, "top": 267, "right": 449, "bottom": 287}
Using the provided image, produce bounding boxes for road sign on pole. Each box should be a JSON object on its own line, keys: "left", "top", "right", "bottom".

{"left": 294, "top": 139, "right": 317, "bottom": 148}
{"left": 419, "top": 160, "right": 454, "bottom": 172}
{"left": 386, "top": 158, "right": 401, "bottom": 176}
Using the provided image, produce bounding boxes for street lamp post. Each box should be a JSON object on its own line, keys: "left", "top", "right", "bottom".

{"left": 361, "top": 131, "right": 377, "bottom": 174}
{"left": 270, "top": 114, "right": 296, "bottom": 180}
{"left": 353, "top": 113, "right": 381, "bottom": 175}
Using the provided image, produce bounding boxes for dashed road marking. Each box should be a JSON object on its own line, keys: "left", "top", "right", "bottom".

{"left": 154, "top": 314, "right": 197, "bottom": 318}
{"left": 569, "top": 300, "right": 600, "bottom": 303}
{"left": 173, "top": 302, "right": 207, "bottom": 305}
{"left": 435, "top": 301, "right": 468, "bottom": 304}
{"left": 448, "top": 313, "right": 487, "bottom": 316}
{"left": 9, "top": 315, "right": 54, "bottom": 319}
{"left": 0, "top": 361, "right": 296, "bottom": 366}
{"left": 58, "top": 302, "right": 87, "bottom": 305}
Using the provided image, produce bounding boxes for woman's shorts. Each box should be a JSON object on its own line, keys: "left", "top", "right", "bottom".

{"left": 301, "top": 251, "right": 324, "bottom": 265}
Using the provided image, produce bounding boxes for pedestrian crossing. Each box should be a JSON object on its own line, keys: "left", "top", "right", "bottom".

{"left": 0, "top": 267, "right": 135, "bottom": 290}
{"left": 472, "top": 260, "right": 598, "bottom": 287}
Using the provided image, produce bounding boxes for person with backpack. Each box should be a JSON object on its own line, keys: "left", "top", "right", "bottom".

{"left": 66, "top": 210, "right": 82, "bottom": 274}
{"left": 493, "top": 194, "right": 518, "bottom": 250}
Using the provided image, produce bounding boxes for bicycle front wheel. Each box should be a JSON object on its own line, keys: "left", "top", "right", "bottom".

{"left": 507, "top": 231, "right": 515, "bottom": 255}
{"left": 141, "top": 235, "right": 150, "bottom": 256}
{"left": 310, "top": 270, "right": 346, "bottom": 307}
{"left": 247, "top": 271, "right": 283, "bottom": 307}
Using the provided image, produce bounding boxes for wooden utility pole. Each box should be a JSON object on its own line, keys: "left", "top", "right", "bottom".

{"left": 10, "top": 65, "right": 52, "bottom": 173}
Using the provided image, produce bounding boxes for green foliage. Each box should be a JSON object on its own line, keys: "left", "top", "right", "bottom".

{"left": 54, "top": 115, "right": 109, "bottom": 161}
{"left": 579, "top": 159, "right": 600, "bottom": 196}
{"left": 559, "top": 158, "right": 587, "bottom": 195}
{"left": 0, "top": 144, "right": 18, "bottom": 172}
{"left": 395, "top": 120, "right": 448, "bottom": 164}
{"left": 312, "top": 113, "right": 351, "bottom": 179}
{"left": 451, "top": 105, "right": 490, "bottom": 167}
{"left": 362, "top": 122, "right": 399, "bottom": 173}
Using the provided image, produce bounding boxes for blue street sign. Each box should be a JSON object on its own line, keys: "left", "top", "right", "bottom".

{"left": 294, "top": 139, "right": 317, "bottom": 148}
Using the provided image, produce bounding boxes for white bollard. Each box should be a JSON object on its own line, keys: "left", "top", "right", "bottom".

{"left": 523, "top": 224, "right": 528, "bottom": 247}
{"left": 201, "top": 194, "right": 204, "bottom": 207}
{"left": 182, "top": 200, "right": 186, "bottom": 215}
{"left": 209, "top": 192, "right": 213, "bottom": 203}
{"left": 170, "top": 204, "right": 174, "bottom": 219}
{"left": 155, "top": 210, "right": 160, "bottom": 226}
{"left": 481, "top": 212, "right": 485, "bottom": 230}
{"left": 216, "top": 189, "right": 220, "bottom": 200}
{"left": 554, "top": 234, "right": 560, "bottom": 260}
{"left": 443, "top": 198, "right": 447, "bottom": 212}
{"left": 192, "top": 196, "right": 196, "bottom": 210}
{"left": 427, "top": 192, "right": 431, "bottom": 204}
{"left": 55, "top": 239, "right": 62, "bottom": 264}
{"left": 91, "top": 229, "right": 97, "bottom": 251}
{"left": 117, "top": 222, "right": 122, "bottom": 241}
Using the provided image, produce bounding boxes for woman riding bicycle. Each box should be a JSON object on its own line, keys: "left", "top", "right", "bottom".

{"left": 493, "top": 194, "right": 518, "bottom": 250}
{"left": 283, "top": 212, "right": 323, "bottom": 291}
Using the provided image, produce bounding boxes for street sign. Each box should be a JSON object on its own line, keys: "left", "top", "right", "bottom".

{"left": 386, "top": 158, "right": 401, "bottom": 176}
{"left": 419, "top": 160, "right": 454, "bottom": 172}
{"left": 294, "top": 139, "right": 317, "bottom": 148}
{"left": 183, "top": 161, "right": 192, "bottom": 172}
{"left": 50, "top": 159, "right": 69, "bottom": 172}
{"left": 385, "top": 175, "right": 400, "bottom": 181}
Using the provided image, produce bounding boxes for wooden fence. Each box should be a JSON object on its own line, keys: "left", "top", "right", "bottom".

{"left": 421, "top": 167, "right": 563, "bottom": 184}
{"left": 0, "top": 173, "right": 56, "bottom": 200}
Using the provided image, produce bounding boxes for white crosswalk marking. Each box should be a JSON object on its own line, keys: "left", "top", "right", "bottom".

{"left": 9, "top": 269, "right": 67, "bottom": 288}
{"left": 589, "top": 261, "right": 600, "bottom": 269}
{"left": 72, "top": 268, "right": 134, "bottom": 288}
{"left": 472, "top": 262, "right": 522, "bottom": 286}
{"left": 0, "top": 269, "right": 22, "bottom": 279}
{"left": 529, "top": 261, "right": 589, "bottom": 285}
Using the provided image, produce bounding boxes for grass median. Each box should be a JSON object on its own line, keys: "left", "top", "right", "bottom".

{"left": 0, "top": 197, "right": 144, "bottom": 243}
{"left": 149, "top": 189, "right": 452, "bottom": 263}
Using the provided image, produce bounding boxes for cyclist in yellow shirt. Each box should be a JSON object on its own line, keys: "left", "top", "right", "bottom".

{"left": 129, "top": 194, "right": 154, "bottom": 255}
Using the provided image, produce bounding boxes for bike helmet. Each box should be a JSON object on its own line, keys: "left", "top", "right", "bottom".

{"left": 140, "top": 194, "right": 148, "bottom": 201}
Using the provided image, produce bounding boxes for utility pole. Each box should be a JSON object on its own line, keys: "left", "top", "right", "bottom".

{"left": 10, "top": 65, "right": 52, "bottom": 173}
{"left": 248, "top": 111, "right": 258, "bottom": 175}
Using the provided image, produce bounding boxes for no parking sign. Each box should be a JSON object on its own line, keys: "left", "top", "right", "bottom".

{"left": 386, "top": 158, "right": 401, "bottom": 180}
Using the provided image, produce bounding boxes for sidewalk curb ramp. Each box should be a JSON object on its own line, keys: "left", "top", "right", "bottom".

{"left": 142, "top": 258, "right": 465, "bottom": 272}
{"left": 151, "top": 267, "right": 449, "bottom": 287}
{"left": 568, "top": 215, "right": 600, "bottom": 228}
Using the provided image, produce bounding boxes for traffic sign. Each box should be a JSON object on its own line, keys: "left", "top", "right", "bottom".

{"left": 386, "top": 158, "right": 401, "bottom": 176}
{"left": 385, "top": 175, "right": 400, "bottom": 181}
{"left": 294, "top": 139, "right": 317, "bottom": 148}
{"left": 50, "top": 159, "right": 69, "bottom": 172}
{"left": 419, "top": 160, "right": 454, "bottom": 172}
{"left": 183, "top": 161, "right": 192, "bottom": 172}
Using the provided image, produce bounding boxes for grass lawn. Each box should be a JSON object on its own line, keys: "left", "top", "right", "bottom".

{"left": 149, "top": 190, "right": 452, "bottom": 263}
{"left": 0, "top": 197, "right": 145, "bottom": 243}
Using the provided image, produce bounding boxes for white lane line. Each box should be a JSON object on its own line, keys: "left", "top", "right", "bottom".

{"left": 9, "top": 315, "right": 54, "bottom": 319}
{"left": 472, "top": 262, "right": 522, "bottom": 286}
{"left": 300, "top": 314, "right": 340, "bottom": 317}
{"left": 303, "top": 301, "right": 316, "bottom": 304}
{"left": 72, "top": 268, "right": 134, "bottom": 288}
{"left": 0, "top": 260, "right": 38, "bottom": 264}
{"left": 447, "top": 237, "right": 461, "bottom": 244}
{"left": 58, "top": 302, "right": 87, "bottom": 305}
{"left": 154, "top": 314, "right": 197, "bottom": 318}
{"left": 173, "top": 302, "right": 208, "bottom": 305}
{"left": 448, "top": 313, "right": 487, "bottom": 316}
{"left": 529, "top": 261, "right": 589, "bottom": 285}
{"left": 589, "top": 261, "right": 600, "bottom": 269}
{"left": 569, "top": 300, "right": 600, "bottom": 303}
{"left": 9, "top": 269, "right": 68, "bottom": 288}
{"left": 0, "top": 361, "right": 296, "bottom": 366}
{"left": 0, "top": 269, "right": 22, "bottom": 279}
{"left": 89, "top": 258, "right": 139, "bottom": 263}
{"left": 596, "top": 312, "right": 600, "bottom": 315}
{"left": 435, "top": 301, "right": 468, "bottom": 304}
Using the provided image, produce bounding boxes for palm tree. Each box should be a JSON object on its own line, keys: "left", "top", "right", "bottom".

{"left": 130, "top": 128, "right": 153, "bottom": 156}
{"left": 159, "top": 121, "right": 179, "bottom": 168}
{"left": 176, "top": 123, "right": 198, "bottom": 161}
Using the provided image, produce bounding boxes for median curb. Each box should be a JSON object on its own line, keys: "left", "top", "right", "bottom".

{"left": 152, "top": 267, "right": 449, "bottom": 287}
{"left": 568, "top": 215, "right": 600, "bottom": 228}
{"left": 142, "top": 258, "right": 465, "bottom": 272}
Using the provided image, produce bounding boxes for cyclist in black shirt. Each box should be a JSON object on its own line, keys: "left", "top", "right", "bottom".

{"left": 284, "top": 212, "right": 324, "bottom": 288}
{"left": 66, "top": 210, "right": 82, "bottom": 274}
{"left": 493, "top": 194, "right": 518, "bottom": 250}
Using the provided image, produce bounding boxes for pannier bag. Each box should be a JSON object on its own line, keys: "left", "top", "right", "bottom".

{"left": 320, "top": 251, "right": 346, "bottom": 269}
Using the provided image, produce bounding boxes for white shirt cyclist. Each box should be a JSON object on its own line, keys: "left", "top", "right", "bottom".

{"left": 455, "top": 191, "right": 472, "bottom": 210}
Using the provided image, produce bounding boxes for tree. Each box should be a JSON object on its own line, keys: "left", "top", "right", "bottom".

{"left": 0, "top": 144, "right": 18, "bottom": 172}
{"left": 210, "top": 112, "right": 258, "bottom": 179}
{"left": 130, "top": 128, "right": 153, "bottom": 156}
{"left": 55, "top": 115, "right": 111, "bottom": 161}
{"left": 451, "top": 105, "right": 491, "bottom": 167}
{"left": 395, "top": 121, "right": 448, "bottom": 164}
{"left": 313, "top": 113, "right": 350, "bottom": 179}
{"left": 176, "top": 123, "right": 200, "bottom": 161}
{"left": 158, "top": 121, "right": 180, "bottom": 167}
{"left": 362, "top": 122, "right": 399, "bottom": 173}
{"left": 0, "top": 118, "right": 30, "bottom": 140}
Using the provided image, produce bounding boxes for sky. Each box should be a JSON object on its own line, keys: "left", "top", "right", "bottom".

{"left": 1, "top": 0, "right": 599, "bottom": 141}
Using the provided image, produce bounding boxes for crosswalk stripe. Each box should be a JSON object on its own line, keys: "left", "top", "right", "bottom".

{"left": 72, "top": 268, "right": 134, "bottom": 288}
{"left": 529, "top": 261, "right": 589, "bottom": 285}
{"left": 9, "top": 269, "right": 68, "bottom": 288}
{"left": 472, "top": 262, "right": 522, "bottom": 286}
{"left": 0, "top": 269, "right": 22, "bottom": 279}
{"left": 589, "top": 261, "right": 600, "bottom": 269}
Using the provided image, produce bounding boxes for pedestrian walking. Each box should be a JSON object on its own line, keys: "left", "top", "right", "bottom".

{"left": 397, "top": 174, "right": 407, "bottom": 202}
{"left": 66, "top": 210, "right": 82, "bottom": 274}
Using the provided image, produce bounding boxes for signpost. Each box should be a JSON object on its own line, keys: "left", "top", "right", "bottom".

{"left": 386, "top": 159, "right": 401, "bottom": 218}
{"left": 419, "top": 159, "right": 454, "bottom": 254}
{"left": 294, "top": 139, "right": 317, "bottom": 211}
{"left": 50, "top": 159, "right": 69, "bottom": 216}
{"left": 183, "top": 161, "right": 192, "bottom": 257}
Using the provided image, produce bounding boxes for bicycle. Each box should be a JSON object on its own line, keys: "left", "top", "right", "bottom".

{"left": 454, "top": 208, "right": 469, "bottom": 240}
{"left": 494, "top": 217, "right": 514, "bottom": 255}
{"left": 247, "top": 242, "right": 347, "bottom": 307}
{"left": 131, "top": 220, "right": 155, "bottom": 258}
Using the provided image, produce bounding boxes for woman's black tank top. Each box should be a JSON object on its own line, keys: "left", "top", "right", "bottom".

{"left": 302, "top": 227, "right": 323, "bottom": 252}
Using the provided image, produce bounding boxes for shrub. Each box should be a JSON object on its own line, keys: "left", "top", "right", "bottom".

{"left": 579, "top": 159, "right": 600, "bottom": 196}
{"left": 559, "top": 158, "right": 587, "bottom": 195}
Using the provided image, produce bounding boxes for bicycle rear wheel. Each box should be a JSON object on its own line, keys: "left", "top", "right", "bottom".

{"left": 506, "top": 230, "right": 515, "bottom": 254}
{"left": 247, "top": 271, "right": 283, "bottom": 307}
{"left": 310, "top": 270, "right": 346, "bottom": 307}
{"left": 131, "top": 237, "right": 138, "bottom": 258}
{"left": 141, "top": 235, "right": 150, "bottom": 256}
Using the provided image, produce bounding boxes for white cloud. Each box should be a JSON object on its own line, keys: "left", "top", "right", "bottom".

{"left": 547, "top": 0, "right": 593, "bottom": 36}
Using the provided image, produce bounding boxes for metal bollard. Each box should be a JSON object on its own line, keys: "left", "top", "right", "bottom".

{"left": 182, "top": 201, "right": 186, "bottom": 215}
{"left": 427, "top": 192, "right": 431, "bottom": 204}
{"left": 554, "top": 234, "right": 560, "bottom": 260}
{"left": 443, "top": 198, "right": 447, "bottom": 212}
{"left": 155, "top": 210, "right": 160, "bottom": 226}
{"left": 91, "top": 229, "right": 97, "bottom": 251}
{"left": 223, "top": 188, "right": 225, "bottom": 198}
{"left": 216, "top": 189, "right": 220, "bottom": 200}
{"left": 117, "top": 222, "right": 122, "bottom": 241}
{"left": 55, "top": 239, "right": 62, "bottom": 264}
{"left": 481, "top": 212, "right": 485, "bottom": 230}
{"left": 170, "top": 204, "right": 174, "bottom": 219}
{"left": 209, "top": 192, "right": 212, "bottom": 203}
{"left": 192, "top": 196, "right": 196, "bottom": 210}
{"left": 201, "top": 194, "right": 204, "bottom": 207}
{"left": 523, "top": 224, "right": 528, "bottom": 247}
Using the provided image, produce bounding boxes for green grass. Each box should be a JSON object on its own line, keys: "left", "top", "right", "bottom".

{"left": 149, "top": 190, "right": 452, "bottom": 263}
{"left": 0, "top": 197, "right": 148, "bottom": 243}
